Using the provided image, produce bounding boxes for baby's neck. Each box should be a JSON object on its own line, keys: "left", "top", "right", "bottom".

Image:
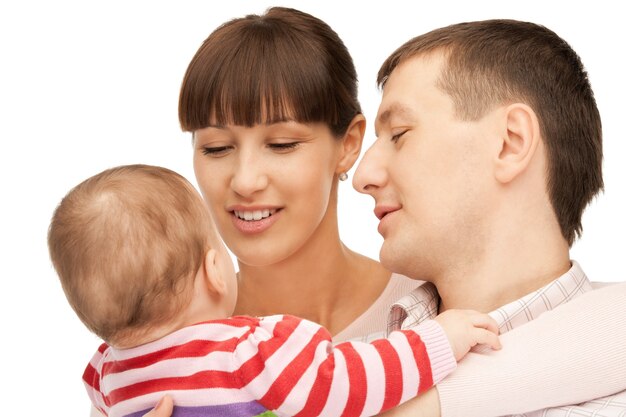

{"left": 113, "top": 304, "right": 227, "bottom": 349}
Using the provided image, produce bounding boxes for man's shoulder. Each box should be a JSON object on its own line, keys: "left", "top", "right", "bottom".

{"left": 590, "top": 281, "right": 618, "bottom": 289}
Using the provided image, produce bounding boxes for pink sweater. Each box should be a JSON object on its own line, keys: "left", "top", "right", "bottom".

{"left": 85, "top": 315, "right": 455, "bottom": 417}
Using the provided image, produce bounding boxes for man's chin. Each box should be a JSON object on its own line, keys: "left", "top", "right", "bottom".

{"left": 379, "top": 244, "right": 403, "bottom": 274}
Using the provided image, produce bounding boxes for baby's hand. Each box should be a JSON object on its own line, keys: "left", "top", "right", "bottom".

{"left": 434, "top": 309, "right": 501, "bottom": 361}
{"left": 141, "top": 395, "right": 173, "bottom": 417}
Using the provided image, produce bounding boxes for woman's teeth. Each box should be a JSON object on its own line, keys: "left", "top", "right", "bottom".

{"left": 234, "top": 209, "right": 276, "bottom": 221}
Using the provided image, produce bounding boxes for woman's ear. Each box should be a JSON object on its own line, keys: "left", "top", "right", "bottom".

{"left": 494, "top": 103, "right": 541, "bottom": 184}
{"left": 336, "top": 114, "right": 366, "bottom": 175}
{"left": 202, "top": 249, "right": 227, "bottom": 296}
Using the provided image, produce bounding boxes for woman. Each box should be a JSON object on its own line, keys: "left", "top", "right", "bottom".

{"left": 179, "top": 6, "right": 412, "bottom": 343}
{"left": 93, "top": 7, "right": 625, "bottom": 417}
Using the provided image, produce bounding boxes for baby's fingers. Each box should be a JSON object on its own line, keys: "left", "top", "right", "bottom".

{"left": 142, "top": 395, "right": 173, "bottom": 417}
{"left": 470, "top": 313, "right": 500, "bottom": 336}
{"left": 472, "top": 327, "right": 502, "bottom": 350}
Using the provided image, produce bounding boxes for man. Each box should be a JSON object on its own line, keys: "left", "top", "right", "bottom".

{"left": 353, "top": 19, "right": 625, "bottom": 416}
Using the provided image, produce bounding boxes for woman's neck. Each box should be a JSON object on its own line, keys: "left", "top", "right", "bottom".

{"left": 234, "top": 233, "right": 390, "bottom": 335}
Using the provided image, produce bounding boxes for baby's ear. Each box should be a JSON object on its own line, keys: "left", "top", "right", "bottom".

{"left": 202, "top": 249, "right": 227, "bottom": 295}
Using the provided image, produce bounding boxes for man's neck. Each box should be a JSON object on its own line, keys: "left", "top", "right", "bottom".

{"left": 437, "top": 221, "right": 571, "bottom": 313}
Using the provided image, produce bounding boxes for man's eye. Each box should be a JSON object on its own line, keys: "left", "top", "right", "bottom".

{"left": 391, "top": 130, "right": 408, "bottom": 143}
{"left": 268, "top": 142, "right": 300, "bottom": 152}
{"left": 201, "top": 146, "right": 232, "bottom": 156}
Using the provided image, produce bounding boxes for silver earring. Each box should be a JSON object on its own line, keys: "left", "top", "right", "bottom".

{"left": 338, "top": 172, "right": 348, "bottom": 181}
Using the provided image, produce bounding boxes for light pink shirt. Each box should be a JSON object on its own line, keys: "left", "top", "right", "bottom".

{"left": 388, "top": 261, "right": 626, "bottom": 416}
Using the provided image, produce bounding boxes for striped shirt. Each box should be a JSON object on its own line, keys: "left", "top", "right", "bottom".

{"left": 84, "top": 314, "right": 456, "bottom": 417}
{"left": 388, "top": 261, "right": 626, "bottom": 416}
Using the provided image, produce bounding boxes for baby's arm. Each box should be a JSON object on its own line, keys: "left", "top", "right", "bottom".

{"left": 129, "top": 312, "right": 499, "bottom": 417}
{"left": 242, "top": 312, "right": 498, "bottom": 416}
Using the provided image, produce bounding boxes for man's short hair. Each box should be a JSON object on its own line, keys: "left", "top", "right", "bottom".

{"left": 379, "top": 19, "right": 603, "bottom": 245}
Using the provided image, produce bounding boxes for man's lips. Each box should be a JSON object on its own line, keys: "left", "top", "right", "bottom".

{"left": 376, "top": 206, "right": 400, "bottom": 236}
{"left": 374, "top": 205, "right": 401, "bottom": 220}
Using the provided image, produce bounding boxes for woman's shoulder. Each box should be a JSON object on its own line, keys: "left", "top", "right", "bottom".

{"left": 333, "top": 273, "right": 424, "bottom": 343}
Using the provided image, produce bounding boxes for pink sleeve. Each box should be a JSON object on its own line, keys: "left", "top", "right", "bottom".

{"left": 437, "top": 282, "right": 626, "bottom": 417}
{"left": 241, "top": 315, "right": 455, "bottom": 417}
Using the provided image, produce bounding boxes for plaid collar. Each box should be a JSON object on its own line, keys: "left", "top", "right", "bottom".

{"left": 387, "top": 261, "right": 592, "bottom": 335}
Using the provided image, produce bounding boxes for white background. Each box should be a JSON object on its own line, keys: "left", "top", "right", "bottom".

{"left": 1, "top": 1, "right": 624, "bottom": 415}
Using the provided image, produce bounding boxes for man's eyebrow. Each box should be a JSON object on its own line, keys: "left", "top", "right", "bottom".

{"left": 375, "top": 103, "right": 416, "bottom": 136}
{"left": 378, "top": 103, "right": 416, "bottom": 124}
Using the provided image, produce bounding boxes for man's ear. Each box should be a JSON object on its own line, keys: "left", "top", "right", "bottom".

{"left": 202, "top": 249, "right": 227, "bottom": 296}
{"left": 336, "top": 114, "right": 366, "bottom": 175}
{"left": 494, "top": 103, "right": 541, "bottom": 184}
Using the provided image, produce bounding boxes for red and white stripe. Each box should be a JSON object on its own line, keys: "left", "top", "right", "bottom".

{"left": 84, "top": 315, "right": 455, "bottom": 417}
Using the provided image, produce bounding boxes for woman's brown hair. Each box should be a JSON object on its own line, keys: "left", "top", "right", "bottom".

{"left": 179, "top": 7, "right": 361, "bottom": 137}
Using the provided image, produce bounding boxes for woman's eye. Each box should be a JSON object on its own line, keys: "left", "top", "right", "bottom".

{"left": 201, "top": 146, "right": 232, "bottom": 157}
{"left": 391, "top": 130, "right": 408, "bottom": 143}
{"left": 268, "top": 142, "right": 300, "bottom": 152}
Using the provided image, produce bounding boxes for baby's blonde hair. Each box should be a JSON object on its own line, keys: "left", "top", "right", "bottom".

{"left": 48, "top": 164, "right": 216, "bottom": 345}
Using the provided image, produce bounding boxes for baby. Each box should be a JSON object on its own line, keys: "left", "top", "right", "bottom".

{"left": 48, "top": 164, "right": 500, "bottom": 417}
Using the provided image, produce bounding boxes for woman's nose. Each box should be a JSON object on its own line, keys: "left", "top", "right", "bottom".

{"left": 230, "top": 153, "right": 270, "bottom": 198}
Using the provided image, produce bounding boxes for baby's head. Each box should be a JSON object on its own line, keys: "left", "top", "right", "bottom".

{"left": 48, "top": 164, "right": 236, "bottom": 347}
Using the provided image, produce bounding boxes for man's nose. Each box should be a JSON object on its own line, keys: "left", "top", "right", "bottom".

{"left": 353, "top": 139, "right": 388, "bottom": 195}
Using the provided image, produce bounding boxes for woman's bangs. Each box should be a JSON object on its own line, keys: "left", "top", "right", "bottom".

{"left": 180, "top": 28, "right": 336, "bottom": 131}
